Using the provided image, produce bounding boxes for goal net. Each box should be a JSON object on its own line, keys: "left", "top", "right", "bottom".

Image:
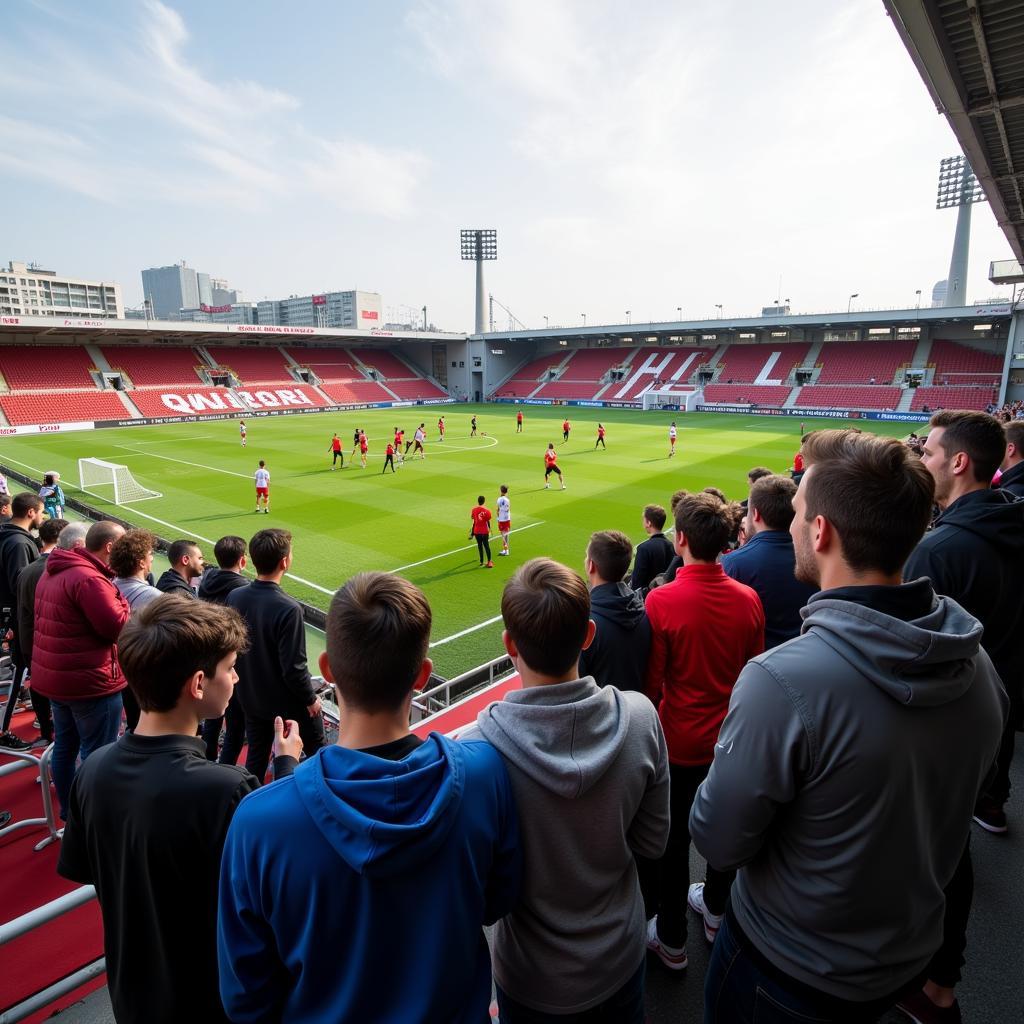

{"left": 642, "top": 388, "right": 701, "bottom": 411}
{"left": 78, "top": 458, "right": 162, "bottom": 505}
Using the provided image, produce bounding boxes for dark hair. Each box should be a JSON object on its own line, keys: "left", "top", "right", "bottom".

{"left": 928, "top": 410, "right": 1006, "bottom": 483}
{"left": 38, "top": 518, "right": 68, "bottom": 545}
{"left": 748, "top": 475, "right": 798, "bottom": 531}
{"left": 85, "top": 520, "right": 123, "bottom": 553}
{"left": 702, "top": 486, "right": 727, "bottom": 504}
{"left": 587, "top": 530, "right": 633, "bottom": 582}
{"left": 249, "top": 528, "right": 291, "bottom": 575}
{"left": 643, "top": 504, "right": 667, "bottom": 531}
{"left": 477, "top": 495, "right": 486, "bottom": 505}
{"left": 674, "top": 493, "right": 733, "bottom": 560}
{"left": 109, "top": 529, "right": 157, "bottom": 578}
{"left": 500, "top": 484, "right": 508, "bottom": 494}
{"left": 119, "top": 595, "right": 248, "bottom": 713}
{"left": 669, "top": 489, "right": 689, "bottom": 513}
{"left": 502, "top": 558, "right": 590, "bottom": 676}
{"left": 258, "top": 459, "right": 265, "bottom": 467}
{"left": 0, "top": 494, "right": 10, "bottom": 510}
{"left": 1006, "top": 420, "right": 1024, "bottom": 455}
{"left": 747, "top": 466, "right": 773, "bottom": 483}
{"left": 12, "top": 493, "right": 43, "bottom": 518}
{"left": 325, "top": 572, "right": 431, "bottom": 712}
{"left": 213, "top": 535, "right": 246, "bottom": 569}
{"left": 167, "top": 539, "right": 200, "bottom": 567}
{"left": 802, "top": 429, "right": 934, "bottom": 575}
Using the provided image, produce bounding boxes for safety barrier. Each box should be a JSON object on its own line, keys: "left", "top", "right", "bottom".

{"left": 0, "top": 743, "right": 60, "bottom": 851}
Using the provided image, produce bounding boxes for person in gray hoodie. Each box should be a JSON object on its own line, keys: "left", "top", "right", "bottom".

{"left": 578, "top": 529, "right": 651, "bottom": 691}
{"left": 463, "top": 556, "right": 669, "bottom": 1022}
{"left": 691, "top": 429, "right": 1006, "bottom": 1023}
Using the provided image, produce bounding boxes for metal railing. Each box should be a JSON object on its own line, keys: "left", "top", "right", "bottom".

{"left": 411, "top": 655, "right": 515, "bottom": 723}
{"left": 0, "top": 743, "right": 60, "bottom": 851}
{"left": 0, "top": 886, "right": 103, "bottom": 1024}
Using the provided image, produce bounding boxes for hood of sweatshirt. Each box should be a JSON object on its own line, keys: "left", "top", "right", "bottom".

{"left": 46, "top": 546, "right": 113, "bottom": 579}
{"left": 292, "top": 732, "right": 466, "bottom": 878}
{"left": 589, "top": 581, "right": 647, "bottom": 630}
{"left": 801, "top": 585, "right": 985, "bottom": 708}
{"left": 155, "top": 568, "right": 195, "bottom": 596}
{"left": 475, "top": 677, "right": 630, "bottom": 798}
{"left": 197, "top": 567, "right": 247, "bottom": 602}
{"left": 934, "top": 487, "right": 1024, "bottom": 554}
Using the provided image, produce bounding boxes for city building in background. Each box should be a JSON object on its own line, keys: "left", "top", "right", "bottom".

{"left": 140, "top": 261, "right": 242, "bottom": 320}
{"left": 178, "top": 302, "right": 259, "bottom": 324}
{"left": 0, "top": 260, "right": 123, "bottom": 319}
{"left": 256, "top": 290, "right": 383, "bottom": 329}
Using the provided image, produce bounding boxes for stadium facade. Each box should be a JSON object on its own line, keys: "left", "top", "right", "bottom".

{"left": 256, "top": 290, "right": 383, "bottom": 330}
{"left": 0, "top": 260, "right": 122, "bottom": 320}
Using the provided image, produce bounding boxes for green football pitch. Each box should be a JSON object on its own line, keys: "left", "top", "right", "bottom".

{"left": 0, "top": 406, "right": 913, "bottom": 679}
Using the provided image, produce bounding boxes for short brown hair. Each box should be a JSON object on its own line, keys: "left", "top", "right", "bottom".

{"left": 674, "top": 493, "right": 733, "bottom": 560}
{"left": 109, "top": 529, "right": 157, "bottom": 578}
{"left": 325, "top": 572, "right": 432, "bottom": 712}
{"left": 929, "top": 410, "right": 1006, "bottom": 483}
{"left": 1004, "top": 420, "right": 1024, "bottom": 455}
{"left": 802, "top": 429, "right": 934, "bottom": 575}
{"left": 748, "top": 475, "right": 798, "bottom": 531}
{"left": 12, "top": 493, "right": 43, "bottom": 518}
{"left": 213, "top": 535, "right": 246, "bottom": 568}
{"left": 587, "top": 530, "right": 633, "bottom": 582}
{"left": 747, "top": 466, "right": 773, "bottom": 483}
{"left": 669, "top": 489, "right": 689, "bottom": 513}
{"left": 249, "top": 528, "right": 291, "bottom": 575}
{"left": 702, "top": 486, "right": 727, "bottom": 504}
{"left": 502, "top": 558, "right": 590, "bottom": 676}
{"left": 118, "top": 594, "right": 249, "bottom": 713}
{"left": 38, "top": 518, "right": 68, "bottom": 545}
{"left": 643, "top": 504, "right": 666, "bottom": 531}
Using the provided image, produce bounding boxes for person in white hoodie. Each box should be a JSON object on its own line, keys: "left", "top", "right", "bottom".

{"left": 463, "top": 557, "right": 670, "bottom": 1023}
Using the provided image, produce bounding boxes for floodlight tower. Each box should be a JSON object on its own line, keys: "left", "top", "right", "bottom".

{"left": 936, "top": 155, "right": 985, "bottom": 307}
{"left": 460, "top": 229, "right": 497, "bottom": 333}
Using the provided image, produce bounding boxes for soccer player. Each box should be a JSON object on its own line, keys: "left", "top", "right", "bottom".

{"left": 496, "top": 484, "right": 511, "bottom": 556}
{"left": 351, "top": 427, "right": 361, "bottom": 456}
{"left": 595, "top": 423, "right": 606, "bottom": 449}
{"left": 516, "top": 409, "right": 524, "bottom": 433}
{"left": 668, "top": 421, "right": 678, "bottom": 457}
{"left": 438, "top": 416, "right": 446, "bottom": 442}
{"left": 239, "top": 420, "right": 247, "bottom": 448}
{"left": 254, "top": 460, "right": 270, "bottom": 514}
{"left": 414, "top": 424, "right": 426, "bottom": 459}
{"left": 470, "top": 415, "right": 478, "bottom": 437}
{"left": 544, "top": 443, "right": 566, "bottom": 490}
{"left": 329, "top": 433, "right": 343, "bottom": 470}
{"left": 359, "top": 430, "right": 369, "bottom": 468}
{"left": 469, "top": 496, "right": 494, "bottom": 568}
{"left": 562, "top": 417, "right": 571, "bottom": 443}
{"left": 394, "top": 426, "right": 406, "bottom": 463}
{"left": 382, "top": 442, "right": 396, "bottom": 474}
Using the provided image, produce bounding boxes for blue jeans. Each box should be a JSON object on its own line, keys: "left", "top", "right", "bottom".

{"left": 496, "top": 960, "right": 644, "bottom": 1024}
{"left": 705, "top": 910, "right": 902, "bottom": 1023}
{"left": 51, "top": 693, "right": 123, "bottom": 820}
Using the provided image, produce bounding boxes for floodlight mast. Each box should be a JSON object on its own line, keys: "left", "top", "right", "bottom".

{"left": 936, "top": 156, "right": 985, "bottom": 307}
{"left": 460, "top": 229, "right": 497, "bottom": 333}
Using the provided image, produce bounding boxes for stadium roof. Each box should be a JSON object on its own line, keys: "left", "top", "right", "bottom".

{"left": 885, "top": 0, "right": 1024, "bottom": 263}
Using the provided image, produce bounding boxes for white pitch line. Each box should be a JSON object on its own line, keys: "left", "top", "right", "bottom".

{"left": 389, "top": 521, "right": 545, "bottom": 573}
{"left": 430, "top": 614, "right": 503, "bottom": 649}
{"left": 131, "top": 434, "right": 214, "bottom": 444}
{"left": 113, "top": 446, "right": 253, "bottom": 479}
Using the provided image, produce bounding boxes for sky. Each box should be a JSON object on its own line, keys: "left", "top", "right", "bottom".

{"left": 0, "top": 0, "right": 1016, "bottom": 332}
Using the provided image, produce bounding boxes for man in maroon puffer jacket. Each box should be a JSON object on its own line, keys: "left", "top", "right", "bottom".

{"left": 32, "top": 520, "right": 129, "bottom": 820}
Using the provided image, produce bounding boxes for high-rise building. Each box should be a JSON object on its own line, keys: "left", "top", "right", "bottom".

{"left": 0, "top": 260, "right": 123, "bottom": 319}
{"left": 141, "top": 262, "right": 201, "bottom": 319}
{"left": 178, "top": 302, "right": 259, "bottom": 324}
{"left": 256, "top": 290, "right": 383, "bottom": 329}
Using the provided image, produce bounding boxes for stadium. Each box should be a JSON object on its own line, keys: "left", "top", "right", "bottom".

{"left": 1, "top": 1, "right": 1023, "bottom": 1023}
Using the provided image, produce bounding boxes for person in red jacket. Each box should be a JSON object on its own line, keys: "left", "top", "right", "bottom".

{"left": 31, "top": 520, "right": 130, "bottom": 821}
{"left": 642, "top": 493, "right": 764, "bottom": 969}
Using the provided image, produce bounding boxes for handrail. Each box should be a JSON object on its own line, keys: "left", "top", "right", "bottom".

{"left": 0, "top": 886, "right": 103, "bottom": 1024}
{"left": 0, "top": 743, "right": 61, "bottom": 851}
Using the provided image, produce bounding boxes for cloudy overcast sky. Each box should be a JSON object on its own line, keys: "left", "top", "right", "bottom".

{"left": 0, "top": 0, "right": 1015, "bottom": 331}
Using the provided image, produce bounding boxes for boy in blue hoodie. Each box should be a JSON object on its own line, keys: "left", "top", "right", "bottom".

{"left": 218, "top": 572, "right": 521, "bottom": 1024}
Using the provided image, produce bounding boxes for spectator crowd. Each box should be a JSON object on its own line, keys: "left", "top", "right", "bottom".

{"left": 0, "top": 411, "right": 1020, "bottom": 1024}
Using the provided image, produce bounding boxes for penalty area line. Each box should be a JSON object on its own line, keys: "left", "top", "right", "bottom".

{"left": 113, "top": 445, "right": 253, "bottom": 480}
{"left": 430, "top": 614, "right": 504, "bottom": 649}
{"left": 389, "top": 521, "right": 544, "bottom": 573}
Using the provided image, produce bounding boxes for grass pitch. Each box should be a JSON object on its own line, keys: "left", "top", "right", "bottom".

{"left": 0, "top": 406, "right": 912, "bottom": 678}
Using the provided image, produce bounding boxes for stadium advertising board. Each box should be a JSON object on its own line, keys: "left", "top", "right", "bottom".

{"left": 696, "top": 405, "right": 930, "bottom": 423}
{"left": 0, "top": 421, "right": 96, "bottom": 436}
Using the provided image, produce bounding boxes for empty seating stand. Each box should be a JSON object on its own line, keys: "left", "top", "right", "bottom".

{"left": 814, "top": 341, "right": 917, "bottom": 385}
{"left": 0, "top": 345, "right": 97, "bottom": 389}
{"left": 796, "top": 386, "right": 903, "bottom": 410}
{"left": 350, "top": 348, "right": 413, "bottom": 380}
{"left": 101, "top": 346, "right": 203, "bottom": 387}
{"left": 910, "top": 386, "right": 996, "bottom": 411}
{"left": 206, "top": 346, "right": 294, "bottom": 384}
{"left": 285, "top": 349, "right": 362, "bottom": 382}
{"left": 713, "top": 342, "right": 811, "bottom": 384}
{"left": 319, "top": 381, "right": 395, "bottom": 405}
{"left": 927, "top": 340, "right": 1003, "bottom": 386}
{"left": 0, "top": 392, "right": 128, "bottom": 426}
{"left": 703, "top": 384, "right": 793, "bottom": 405}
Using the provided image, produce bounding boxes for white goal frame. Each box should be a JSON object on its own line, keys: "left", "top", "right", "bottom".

{"left": 78, "top": 458, "right": 162, "bottom": 505}
{"left": 642, "top": 388, "right": 702, "bottom": 411}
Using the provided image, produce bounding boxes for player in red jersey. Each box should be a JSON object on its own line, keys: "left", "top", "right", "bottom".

{"left": 328, "top": 433, "right": 344, "bottom": 470}
{"left": 382, "top": 442, "right": 396, "bottom": 474}
{"left": 437, "top": 416, "right": 446, "bottom": 442}
{"left": 544, "top": 443, "right": 566, "bottom": 490}
{"left": 469, "top": 495, "right": 493, "bottom": 567}
{"left": 595, "top": 423, "right": 606, "bottom": 450}
{"left": 516, "top": 409, "right": 524, "bottom": 433}
{"left": 562, "top": 418, "right": 571, "bottom": 443}
{"left": 359, "top": 430, "right": 369, "bottom": 468}
{"left": 394, "top": 427, "right": 407, "bottom": 462}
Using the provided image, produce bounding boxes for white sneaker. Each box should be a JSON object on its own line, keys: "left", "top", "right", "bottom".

{"left": 645, "top": 916, "right": 688, "bottom": 971}
{"left": 687, "top": 882, "right": 723, "bottom": 944}
{"left": 544, "top": 483, "right": 549, "bottom": 489}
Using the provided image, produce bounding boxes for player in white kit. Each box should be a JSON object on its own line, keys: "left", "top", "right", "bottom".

{"left": 240, "top": 420, "right": 247, "bottom": 447}
{"left": 668, "top": 422, "right": 677, "bottom": 457}
{"left": 254, "top": 460, "right": 270, "bottom": 514}
{"left": 496, "top": 484, "right": 511, "bottom": 556}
